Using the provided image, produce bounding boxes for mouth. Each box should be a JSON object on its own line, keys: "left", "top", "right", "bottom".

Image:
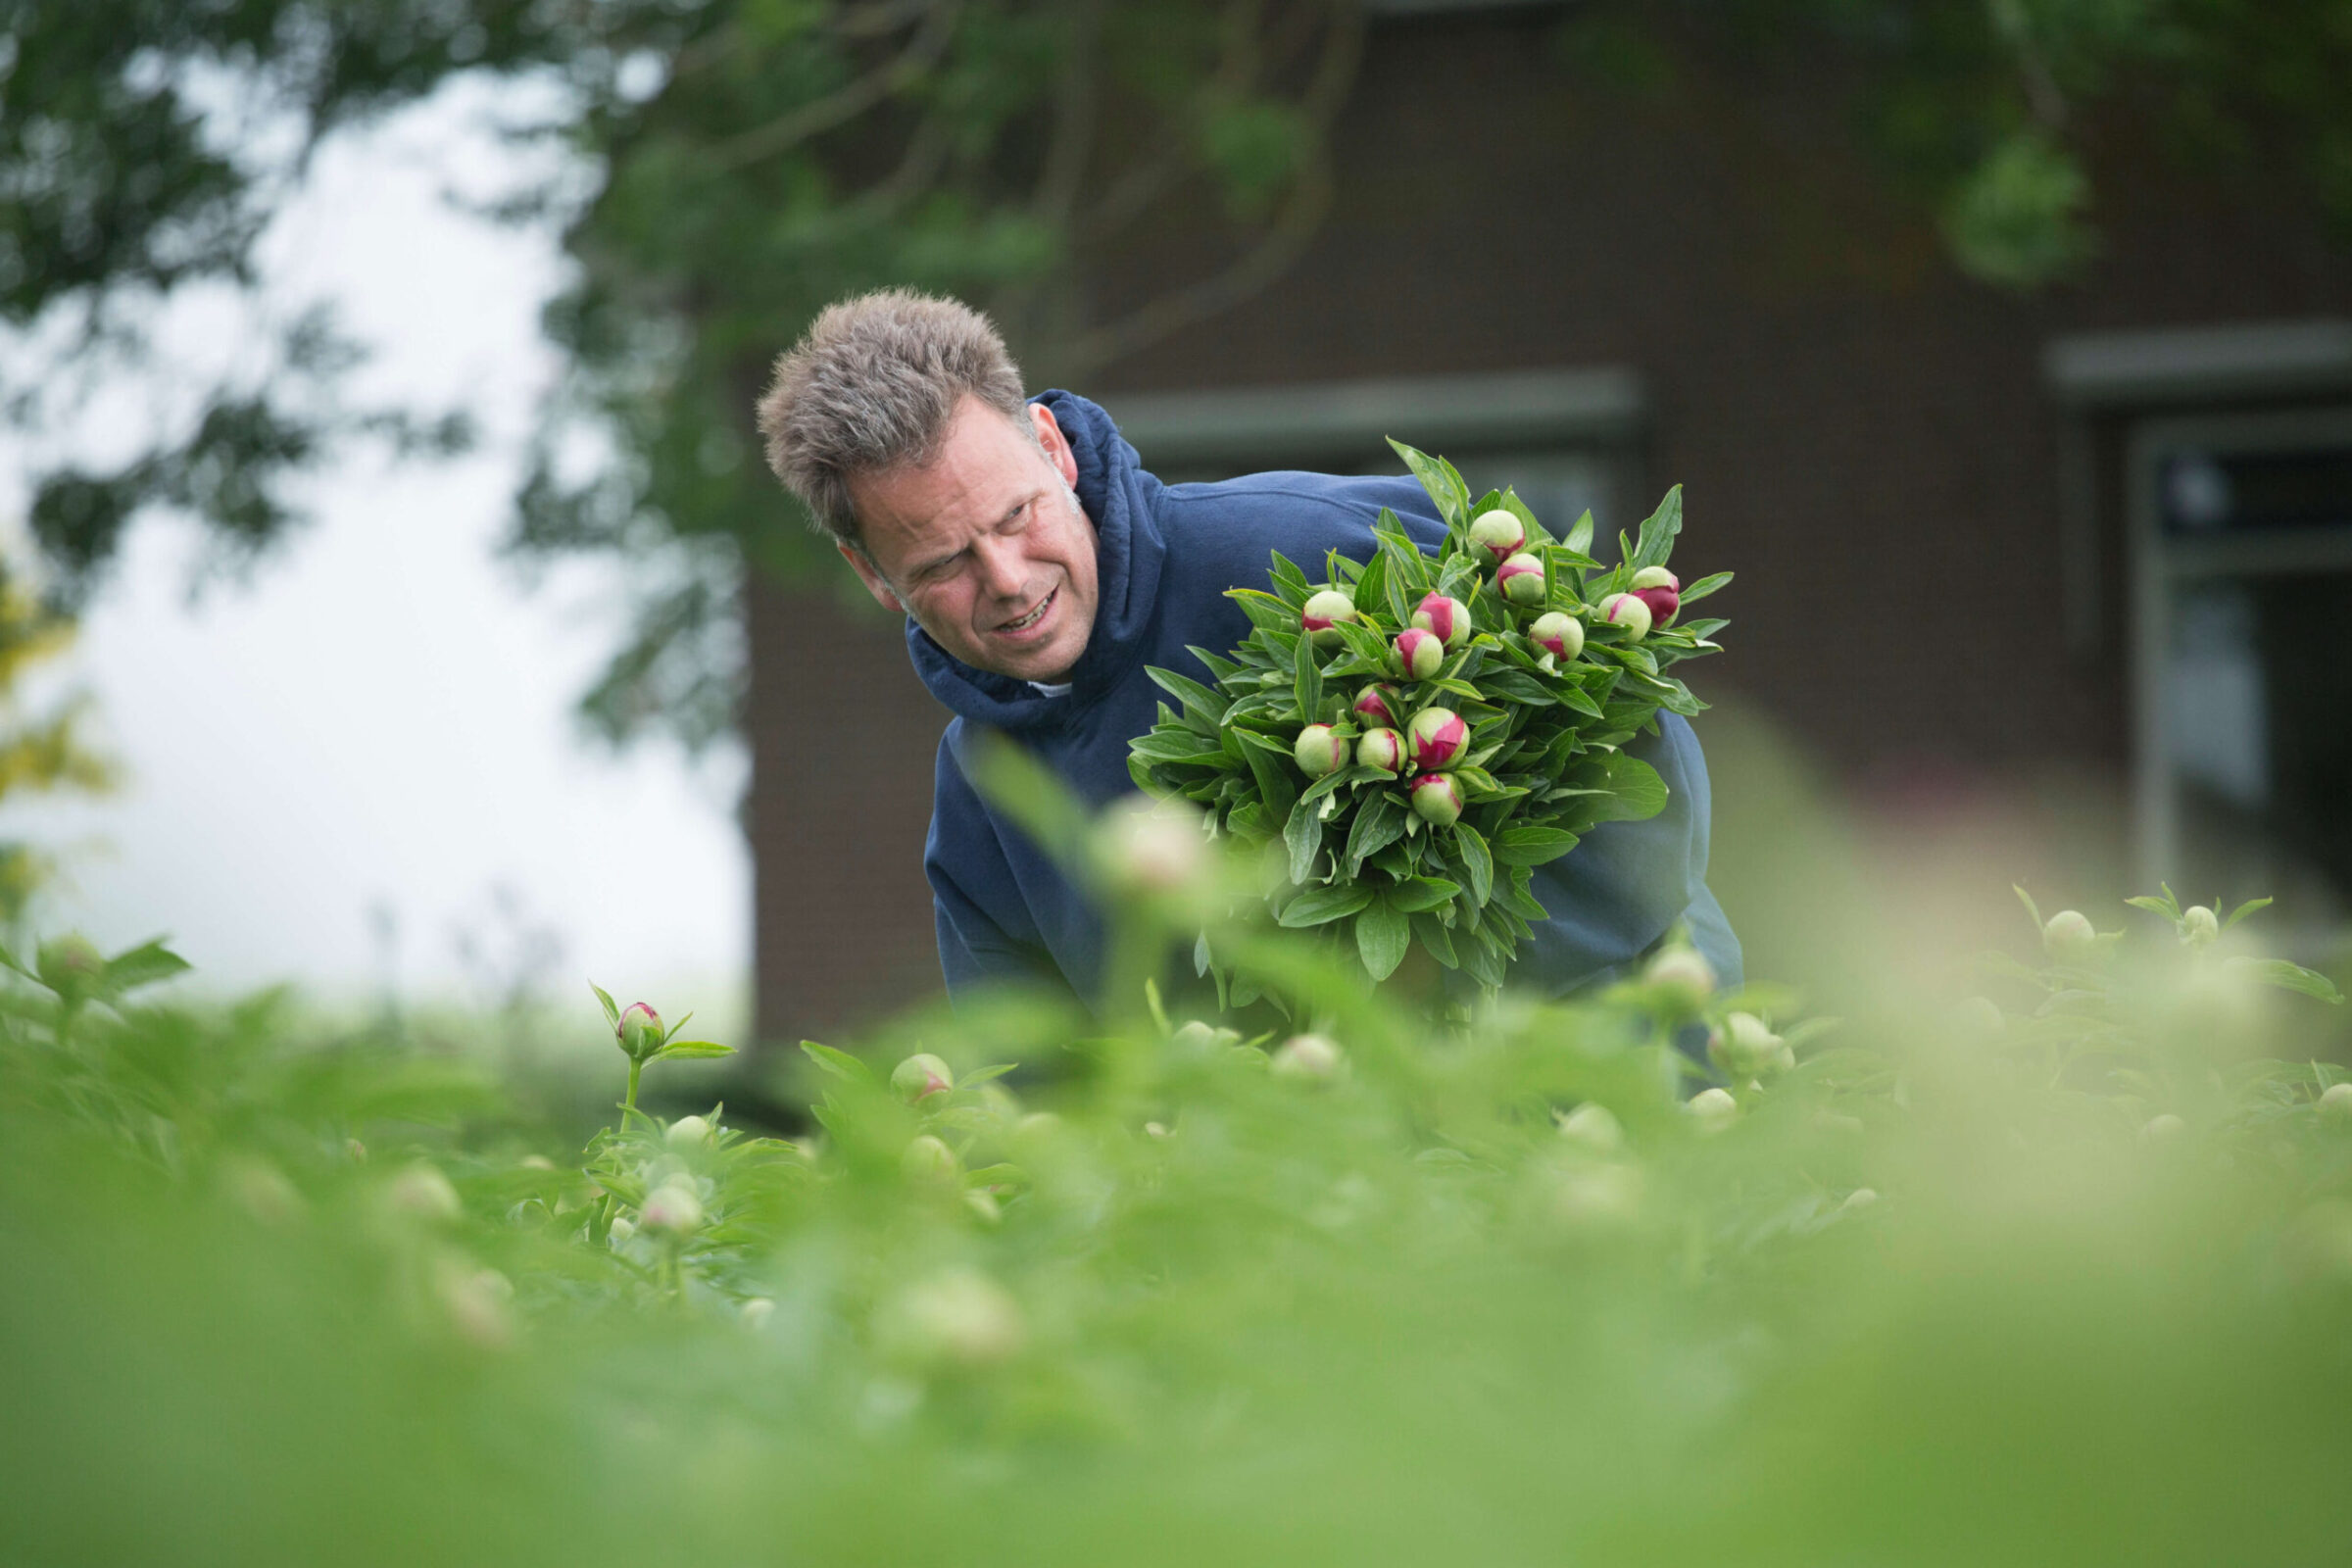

{"left": 995, "top": 587, "right": 1055, "bottom": 637}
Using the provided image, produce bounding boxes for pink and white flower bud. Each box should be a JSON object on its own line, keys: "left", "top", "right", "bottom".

{"left": 1410, "top": 772, "right": 1463, "bottom": 827}
{"left": 2041, "top": 909, "right": 2097, "bottom": 961}
{"left": 1467, "top": 509, "right": 1527, "bottom": 563}
{"left": 892, "top": 1053, "right": 955, "bottom": 1103}
{"left": 1412, "top": 593, "right": 1473, "bottom": 650}
{"left": 1529, "top": 611, "right": 1585, "bottom": 662}
{"left": 1687, "top": 1086, "right": 1740, "bottom": 1132}
{"left": 1629, "top": 567, "right": 1682, "bottom": 623}
{"left": 1599, "top": 592, "right": 1652, "bottom": 641}
{"left": 887, "top": 1267, "right": 1025, "bottom": 1369}
{"left": 617, "top": 1002, "right": 662, "bottom": 1058}
{"left": 1270, "top": 1033, "right": 1345, "bottom": 1080}
{"left": 1707, "top": 1011, "right": 1790, "bottom": 1077}
{"left": 387, "top": 1162, "right": 463, "bottom": 1224}
{"left": 1555, "top": 1102, "right": 1624, "bottom": 1153}
{"left": 1406, "top": 707, "right": 1468, "bottom": 770}
{"left": 901, "top": 1133, "right": 959, "bottom": 1185}
{"left": 641, "top": 1181, "right": 704, "bottom": 1236}
{"left": 1383, "top": 625, "right": 1439, "bottom": 681}
{"left": 1496, "top": 553, "right": 1546, "bottom": 607}
{"left": 664, "top": 1114, "right": 712, "bottom": 1151}
{"left": 1352, "top": 684, "right": 1401, "bottom": 727}
{"left": 1357, "top": 727, "right": 1406, "bottom": 775}
{"left": 1395, "top": 626, "right": 1445, "bottom": 681}
{"left": 2180, "top": 905, "right": 2220, "bottom": 946}
{"left": 1293, "top": 723, "right": 1346, "bottom": 777}
{"left": 1300, "top": 589, "right": 1356, "bottom": 648}
{"left": 1642, "top": 945, "right": 1716, "bottom": 1011}
{"left": 1097, "top": 796, "right": 1208, "bottom": 897}
{"left": 2319, "top": 1082, "right": 2352, "bottom": 1122}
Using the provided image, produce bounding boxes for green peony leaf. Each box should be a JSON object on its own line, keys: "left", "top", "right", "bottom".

{"left": 1355, "top": 897, "right": 1411, "bottom": 981}
{"left": 1279, "top": 884, "right": 1376, "bottom": 928}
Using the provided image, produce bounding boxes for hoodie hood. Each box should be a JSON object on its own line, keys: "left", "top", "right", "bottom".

{"left": 905, "top": 389, "right": 1166, "bottom": 733}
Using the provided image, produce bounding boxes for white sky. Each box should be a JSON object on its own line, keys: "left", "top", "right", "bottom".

{"left": 1, "top": 77, "right": 752, "bottom": 1015}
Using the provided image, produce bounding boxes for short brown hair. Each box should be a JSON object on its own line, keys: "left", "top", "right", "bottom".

{"left": 755, "top": 289, "right": 1030, "bottom": 549}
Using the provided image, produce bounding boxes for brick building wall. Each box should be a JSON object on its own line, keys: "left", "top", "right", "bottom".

{"left": 747, "top": 7, "right": 2352, "bottom": 1047}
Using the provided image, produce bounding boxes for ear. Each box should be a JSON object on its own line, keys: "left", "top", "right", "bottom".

{"left": 1031, "top": 401, "right": 1079, "bottom": 489}
{"left": 838, "top": 541, "right": 906, "bottom": 613}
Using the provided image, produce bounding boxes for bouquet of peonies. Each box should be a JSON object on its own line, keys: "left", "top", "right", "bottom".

{"left": 1127, "top": 440, "right": 1729, "bottom": 997}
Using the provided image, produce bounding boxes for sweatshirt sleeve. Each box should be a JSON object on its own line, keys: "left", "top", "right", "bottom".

{"left": 924, "top": 731, "right": 1080, "bottom": 1006}
{"left": 1519, "top": 711, "right": 1741, "bottom": 996}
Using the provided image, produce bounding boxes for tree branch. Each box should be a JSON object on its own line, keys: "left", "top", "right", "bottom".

{"left": 705, "top": 0, "right": 964, "bottom": 174}
{"left": 1058, "top": 2, "right": 1365, "bottom": 377}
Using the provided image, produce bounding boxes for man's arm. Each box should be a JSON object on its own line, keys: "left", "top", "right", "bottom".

{"left": 924, "top": 732, "right": 1084, "bottom": 1006}
{"left": 1521, "top": 711, "right": 1742, "bottom": 996}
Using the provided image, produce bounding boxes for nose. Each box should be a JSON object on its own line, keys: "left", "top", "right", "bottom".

{"left": 972, "top": 533, "right": 1029, "bottom": 602}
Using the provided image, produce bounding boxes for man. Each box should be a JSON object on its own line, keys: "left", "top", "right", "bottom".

{"left": 758, "top": 289, "right": 1740, "bottom": 1009}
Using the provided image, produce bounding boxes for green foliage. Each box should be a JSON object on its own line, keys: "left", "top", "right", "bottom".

{"left": 1127, "top": 443, "right": 1725, "bottom": 996}
{"left": 4, "top": 844, "right": 2352, "bottom": 1562}
{"left": 1555, "top": 0, "right": 2352, "bottom": 287}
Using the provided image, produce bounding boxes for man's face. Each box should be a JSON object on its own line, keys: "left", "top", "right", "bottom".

{"left": 842, "top": 397, "right": 1100, "bottom": 684}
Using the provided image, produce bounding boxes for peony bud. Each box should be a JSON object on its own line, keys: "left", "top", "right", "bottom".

{"left": 1528, "top": 610, "right": 1584, "bottom": 662}
{"left": 1356, "top": 727, "right": 1406, "bottom": 775}
{"left": 1410, "top": 772, "right": 1463, "bottom": 827}
{"left": 1555, "top": 1102, "right": 1624, "bottom": 1154}
{"left": 2180, "top": 905, "right": 2219, "bottom": 946}
{"left": 901, "top": 1133, "right": 959, "bottom": 1184}
{"left": 1412, "top": 593, "right": 1473, "bottom": 650}
{"left": 1468, "top": 510, "right": 1527, "bottom": 563}
{"left": 1406, "top": 707, "right": 1468, "bottom": 770}
{"left": 1707, "top": 1012, "right": 1790, "bottom": 1077}
{"left": 1687, "top": 1086, "right": 1740, "bottom": 1132}
{"left": 1632, "top": 586, "right": 1680, "bottom": 627}
{"left": 664, "top": 1114, "right": 712, "bottom": 1152}
{"left": 739, "top": 1297, "right": 776, "bottom": 1329}
{"left": 37, "top": 934, "right": 104, "bottom": 996}
{"left": 387, "top": 1162, "right": 462, "bottom": 1224}
{"left": 886, "top": 1267, "right": 1025, "bottom": 1369}
{"left": 1271, "top": 1033, "right": 1345, "bottom": 1080}
{"left": 641, "top": 1181, "right": 704, "bottom": 1236}
{"left": 1352, "top": 684, "right": 1402, "bottom": 727}
{"left": 1395, "top": 626, "right": 1445, "bottom": 680}
{"left": 1096, "top": 796, "right": 1208, "bottom": 898}
{"left": 617, "top": 1002, "right": 662, "bottom": 1058}
{"left": 2319, "top": 1082, "right": 2352, "bottom": 1122}
{"left": 2139, "top": 1112, "right": 2186, "bottom": 1144}
{"left": 1170, "top": 1019, "right": 1243, "bottom": 1055}
{"left": 2041, "top": 909, "right": 2097, "bottom": 962}
{"left": 892, "top": 1053, "right": 955, "bottom": 1103}
{"left": 1630, "top": 566, "right": 1679, "bottom": 593}
{"left": 1293, "top": 723, "right": 1347, "bottom": 777}
{"left": 1951, "top": 996, "right": 2004, "bottom": 1038}
{"left": 1300, "top": 589, "right": 1356, "bottom": 648}
{"left": 1841, "top": 1188, "right": 1880, "bottom": 1212}
{"left": 1598, "top": 592, "right": 1651, "bottom": 641}
{"left": 1642, "top": 945, "right": 1716, "bottom": 1011}
{"left": 1495, "top": 553, "right": 1546, "bottom": 607}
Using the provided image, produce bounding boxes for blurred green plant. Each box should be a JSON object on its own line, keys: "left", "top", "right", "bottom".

{"left": 0, "top": 558, "right": 114, "bottom": 920}
{"left": 6, "top": 787, "right": 2350, "bottom": 1563}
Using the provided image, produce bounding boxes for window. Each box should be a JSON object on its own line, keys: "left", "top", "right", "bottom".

{"left": 2129, "top": 404, "right": 2352, "bottom": 924}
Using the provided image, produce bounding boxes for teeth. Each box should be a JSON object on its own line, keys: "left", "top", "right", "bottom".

{"left": 1004, "top": 591, "right": 1051, "bottom": 632}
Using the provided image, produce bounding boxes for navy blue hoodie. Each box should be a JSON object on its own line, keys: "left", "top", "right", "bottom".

{"left": 912, "top": 390, "right": 1740, "bottom": 1008}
